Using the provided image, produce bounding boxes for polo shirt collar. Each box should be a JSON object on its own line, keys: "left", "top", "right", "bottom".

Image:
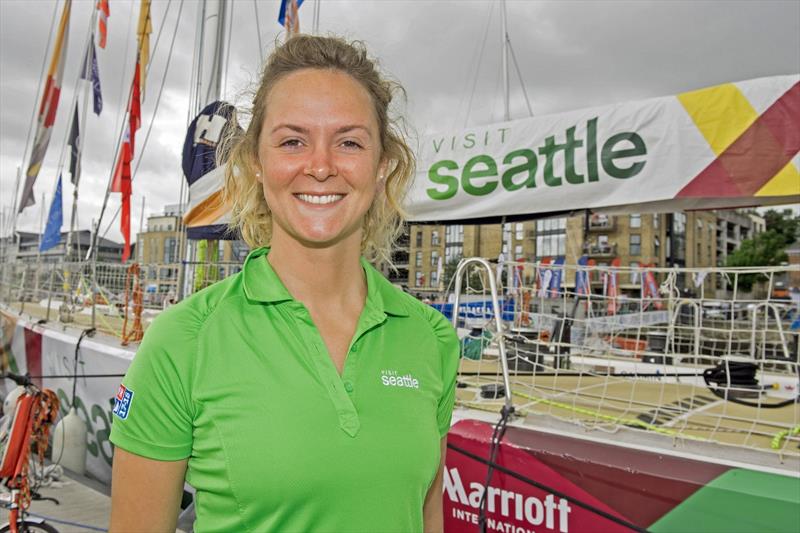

{"left": 243, "top": 247, "right": 410, "bottom": 317}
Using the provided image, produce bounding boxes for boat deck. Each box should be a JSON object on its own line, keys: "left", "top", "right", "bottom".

{"left": 456, "top": 357, "right": 800, "bottom": 469}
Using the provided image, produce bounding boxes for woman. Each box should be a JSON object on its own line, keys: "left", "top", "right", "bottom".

{"left": 109, "top": 35, "right": 460, "bottom": 532}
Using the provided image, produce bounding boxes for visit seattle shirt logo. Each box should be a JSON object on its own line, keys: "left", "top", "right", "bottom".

{"left": 112, "top": 384, "right": 134, "bottom": 420}
{"left": 380, "top": 369, "right": 420, "bottom": 389}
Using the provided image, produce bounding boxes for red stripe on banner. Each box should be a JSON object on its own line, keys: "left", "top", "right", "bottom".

{"left": 678, "top": 82, "right": 800, "bottom": 198}
{"left": 23, "top": 327, "right": 43, "bottom": 388}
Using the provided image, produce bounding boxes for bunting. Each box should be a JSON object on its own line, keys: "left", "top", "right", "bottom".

{"left": 137, "top": 0, "right": 152, "bottom": 95}
{"left": 80, "top": 39, "right": 103, "bottom": 115}
{"left": 97, "top": 0, "right": 110, "bottom": 49}
{"left": 18, "top": 0, "right": 72, "bottom": 213}
{"left": 67, "top": 104, "right": 80, "bottom": 185}
{"left": 40, "top": 176, "right": 63, "bottom": 252}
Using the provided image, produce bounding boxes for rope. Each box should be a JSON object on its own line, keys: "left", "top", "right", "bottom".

{"left": 70, "top": 328, "right": 96, "bottom": 409}
{"left": 771, "top": 425, "right": 800, "bottom": 450}
{"left": 477, "top": 404, "right": 514, "bottom": 532}
{"left": 447, "top": 442, "right": 649, "bottom": 533}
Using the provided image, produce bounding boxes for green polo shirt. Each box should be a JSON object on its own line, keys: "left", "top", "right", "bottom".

{"left": 109, "top": 247, "right": 460, "bottom": 532}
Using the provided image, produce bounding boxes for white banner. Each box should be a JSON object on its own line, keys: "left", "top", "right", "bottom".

{"left": 407, "top": 75, "right": 800, "bottom": 221}
{"left": 1, "top": 309, "right": 132, "bottom": 484}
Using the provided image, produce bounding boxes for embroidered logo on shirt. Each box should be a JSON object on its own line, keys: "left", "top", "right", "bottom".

{"left": 112, "top": 384, "right": 134, "bottom": 420}
{"left": 380, "top": 369, "right": 419, "bottom": 389}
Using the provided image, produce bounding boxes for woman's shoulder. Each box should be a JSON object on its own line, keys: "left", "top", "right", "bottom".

{"left": 145, "top": 271, "right": 245, "bottom": 341}
{"left": 377, "top": 279, "right": 455, "bottom": 342}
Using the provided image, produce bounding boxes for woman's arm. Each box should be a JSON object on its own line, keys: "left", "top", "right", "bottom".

{"left": 423, "top": 437, "right": 448, "bottom": 533}
{"left": 109, "top": 447, "right": 188, "bottom": 532}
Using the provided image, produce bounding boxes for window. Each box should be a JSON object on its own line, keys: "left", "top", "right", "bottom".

{"left": 415, "top": 271, "right": 424, "bottom": 287}
{"left": 431, "top": 270, "right": 439, "bottom": 286}
{"left": 630, "top": 214, "right": 641, "bottom": 229}
{"left": 654, "top": 237, "right": 660, "bottom": 258}
{"left": 431, "top": 230, "right": 440, "bottom": 246}
{"left": 415, "top": 251, "right": 422, "bottom": 267}
{"left": 630, "top": 234, "right": 641, "bottom": 255}
{"left": 445, "top": 225, "right": 463, "bottom": 244}
{"left": 697, "top": 219, "right": 703, "bottom": 231}
{"left": 653, "top": 214, "right": 659, "bottom": 230}
{"left": 515, "top": 223, "right": 524, "bottom": 240}
{"left": 445, "top": 245, "right": 462, "bottom": 264}
{"left": 515, "top": 245, "right": 523, "bottom": 260}
{"left": 431, "top": 250, "right": 439, "bottom": 267}
{"left": 536, "top": 234, "right": 565, "bottom": 258}
{"left": 164, "top": 237, "right": 177, "bottom": 263}
{"left": 415, "top": 230, "right": 422, "bottom": 247}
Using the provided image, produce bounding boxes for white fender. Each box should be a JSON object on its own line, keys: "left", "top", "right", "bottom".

{"left": 52, "top": 407, "right": 88, "bottom": 475}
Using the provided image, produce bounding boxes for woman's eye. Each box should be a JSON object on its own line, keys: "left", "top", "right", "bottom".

{"left": 341, "top": 140, "right": 363, "bottom": 149}
{"left": 280, "top": 139, "right": 303, "bottom": 148}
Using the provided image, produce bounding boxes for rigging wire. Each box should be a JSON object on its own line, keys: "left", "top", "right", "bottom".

{"left": 253, "top": 0, "right": 265, "bottom": 65}
{"left": 463, "top": 0, "right": 495, "bottom": 129}
{"left": 100, "top": 0, "right": 186, "bottom": 242}
{"left": 451, "top": 1, "right": 492, "bottom": 131}
{"left": 508, "top": 38, "right": 534, "bottom": 117}
{"left": 17, "top": 0, "right": 59, "bottom": 196}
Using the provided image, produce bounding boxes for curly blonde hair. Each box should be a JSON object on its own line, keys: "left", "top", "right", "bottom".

{"left": 220, "top": 35, "right": 415, "bottom": 265}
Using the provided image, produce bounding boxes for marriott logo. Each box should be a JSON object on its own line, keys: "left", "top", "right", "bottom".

{"left": 444, "top": 467, "right": 572, "bottom": 533}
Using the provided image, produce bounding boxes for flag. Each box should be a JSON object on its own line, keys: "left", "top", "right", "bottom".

{"left": 97, "top": 0, "right": 110, "bottom": 48}
{"left": 112, "top": 58, "right": 141, "bottom": 263}
{"left": 80, "top": 39, "right": 103, "bottom": 115}
{"left": 137, "top": 0, "right": 152, "bottom": 95}
{"left": 18, "top": 0, "right": 72, "bottom": 213}
{"left": 67, "top": 104, "right": 80, "bottom": 184}
{"left": 605, "top": 258, "right": 621, "bottom": 315}
{"left": 575, "top": 255, "right": 590, "bottom": 296}
{"left": 548, "top": 256, "right": 565, "bottom": 298}
{"left": 278, "top": 0, "right": 304, "bottom": 36}
{"left": 39, "top": 176, "right": 63, "bottom": 252}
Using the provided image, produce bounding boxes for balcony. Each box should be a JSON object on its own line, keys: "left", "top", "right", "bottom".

{"left": 584, "top": 242, "right": 618, "bottom": 257}
{"left": 588, "top": 215, "right": 615, "bottom": 231}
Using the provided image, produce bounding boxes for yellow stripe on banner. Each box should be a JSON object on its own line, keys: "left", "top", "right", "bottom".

{"left": 183, "top": 189, "right": 228, "bottom": 228}
{"left": 48, "top": 0, "right": 72, "bottom": 78}
{"left": 755, "top": 161, "right": 800, "bottom": 197}
{"left": 677, "top": 83, "right": 758, "bottom": 155}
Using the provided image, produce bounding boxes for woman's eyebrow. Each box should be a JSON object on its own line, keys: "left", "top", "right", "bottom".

{"left": 269, "top": 124, "right": 372, "bottom": 137}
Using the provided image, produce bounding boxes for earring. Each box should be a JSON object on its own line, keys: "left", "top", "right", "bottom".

{"left": 255, "top": 171, "right": 262, "bottom": 178}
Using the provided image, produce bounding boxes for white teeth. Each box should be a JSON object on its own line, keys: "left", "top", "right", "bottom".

{"left": 296, "top": 194, "right": 344, "bottom": 205}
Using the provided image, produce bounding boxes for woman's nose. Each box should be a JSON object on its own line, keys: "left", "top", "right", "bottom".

{"left": 304, "top": 145, "right": 337, "bottom": 181}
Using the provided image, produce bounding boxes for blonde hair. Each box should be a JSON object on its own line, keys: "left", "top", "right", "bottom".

{"left": 221, "top": 35, "right": 415, "bottom": 265}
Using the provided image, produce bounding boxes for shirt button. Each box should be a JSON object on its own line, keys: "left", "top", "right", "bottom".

{"left": 351, "top": 343, "right": 359, "bottom": 353}
{"left": 344, "top": 381, "right": 354, "bottom": 393}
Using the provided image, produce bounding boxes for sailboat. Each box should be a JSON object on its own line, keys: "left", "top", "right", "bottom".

{"left": 1, "top": 1, "right": 799, "bottom": 531}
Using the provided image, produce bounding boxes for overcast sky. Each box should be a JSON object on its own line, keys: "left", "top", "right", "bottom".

{"left": 1, "top": 0, "right": 798, "bottom": 243}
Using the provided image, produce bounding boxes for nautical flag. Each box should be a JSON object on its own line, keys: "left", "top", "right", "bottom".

{"left": 536, "top": 257, "right": 552, "bottom": 298}
{"left": 605, "top": 258, "right": 621, "bottom": 315}
{"left": 641, "top": 265, "right": 662, "bottom": 310}
{"left": 40, "top": 176, "right": 63, "bottom": 252}
{"left": 278, "top": 0, "right": 304, "bottom": 36}
{"left": 548, "top": 256, "right": 565, "bottom": 298}
{"left": 137, "top": 0, "right": 152, "bottom": 95}
{"left": 18, "top": 0, "right": 72, "bottom": 213}
{"left": 575, "top": 255, "right": 590, "bottom": 296}
{"left": 67, "top": 104, "right": 80, "bottom": 185}
{"left": 97, "top": 0, "right": 110, "bottom": 49}
{"left": 80, "top": 39, "right": 103, "bottom": 115}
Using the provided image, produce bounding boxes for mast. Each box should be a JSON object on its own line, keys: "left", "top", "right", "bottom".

{"left": 177, "top": 0, "right": 229, "bottom": 299}
{"left": 501, "top": 0, "right": 510, "bottom": 122}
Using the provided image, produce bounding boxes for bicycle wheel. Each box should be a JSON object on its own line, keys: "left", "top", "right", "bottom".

{"left": 0, "top": 519, "right": 59, "bottom": 533}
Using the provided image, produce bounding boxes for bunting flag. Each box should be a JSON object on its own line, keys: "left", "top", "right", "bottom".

{"left": 80, "top": 39, "right": 103, "bottom": 115}
{"left": 278, "top": 0, "right": 304, "bottom": 36}
{"left": 18, "top": 0, "right": 72, "bottom": 213}
{"left": 137, "top": 0, "right": 152, "bottom": 95}
{"left": 67, "top": 104, "right": 80, "bottom": 185}
{"left": 536, "top": 257, "right": 553, "bottom": 299}
{"left": 97, "top": 0, "right": 110, "bottom": 48}
{"left": 641, "top": 265, "right": 662, "bottom": 310}
{"left": 604, "top": 258, "right": 622, "bottom": 315}
{"left": 112, "top": 59, "right": 141, "bottom": 263}
{"left": 575, "top": 255, "right": 590, "bottom": 296}
{"left": 39, "top": 176, "right": 63, "bottom": 252}
{"left": 548, "top": 256, "right": 566, "bottom": 298}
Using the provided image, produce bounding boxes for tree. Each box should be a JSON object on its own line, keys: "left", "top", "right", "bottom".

{"left": 441, "top": 256, "right": 486, "bottom": 291}
{"left": 763, "top": 209, "right": 800, "bottom": 245}
{"left": 725, "top": 229, "right": 789, "bottom": 290}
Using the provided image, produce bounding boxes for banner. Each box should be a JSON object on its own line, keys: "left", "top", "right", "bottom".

{"left": 407, "top": 75, "right": 799, "bottom": 222}
{"left": 0, "top": 309, "right": 133, "bottom": 484}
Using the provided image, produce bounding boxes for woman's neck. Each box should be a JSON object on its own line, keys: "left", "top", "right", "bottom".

{"left": 266, "top": 232, "right": 367, "bottom": 308}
